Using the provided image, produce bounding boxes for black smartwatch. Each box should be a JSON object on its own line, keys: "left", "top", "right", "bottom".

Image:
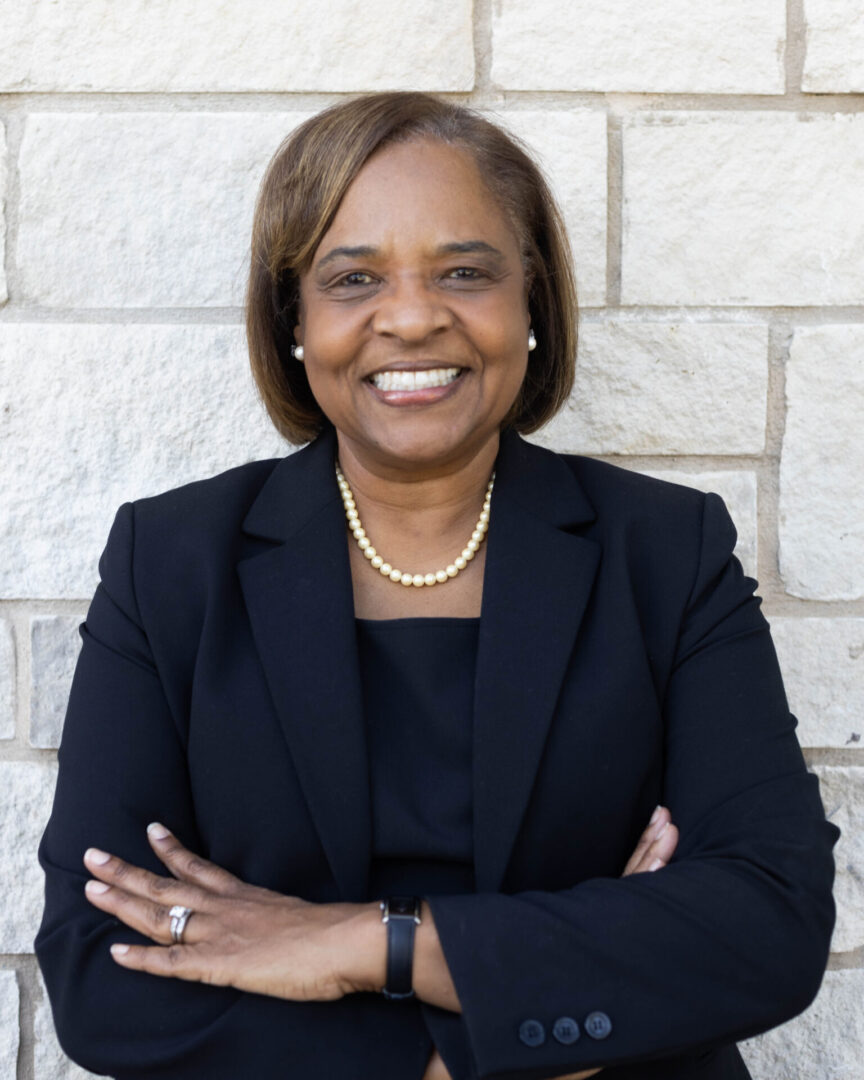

{"left": 379, "top": 896, "right": 422, "bottom": 999}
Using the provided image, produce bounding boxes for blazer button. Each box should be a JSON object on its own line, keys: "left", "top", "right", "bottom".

{"left": 552, "top": 1016, "right": 580, "bottom": 1045}
{"left": 585, "top": 1011, "right": 613, "bottom": 1039}
{"left": 518, "top": 1019, "right": 546, "bottom": 1047}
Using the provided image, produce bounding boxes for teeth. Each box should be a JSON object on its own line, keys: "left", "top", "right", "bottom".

{"left": 370, "top": 367, "right": 461, "bottom": 392}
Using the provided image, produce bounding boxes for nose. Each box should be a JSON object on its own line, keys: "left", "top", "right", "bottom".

{"left": 371, "top": 274, "right": 453, "bottom": 344}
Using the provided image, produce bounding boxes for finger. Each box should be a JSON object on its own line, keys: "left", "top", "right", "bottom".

{"left": 84, "top": 877, "right": 212, "bottom": 945}
{"left": 622, "top": 806, "right": 670, "bottom": 876}
{"left": 109, "top": 941, "right": 228, "bottom": 985}
{"left": 146, "top": 823, "right": 243, "bottom": 896}
{"left": 626, "top": 821, "right": 680, "bottom": 876}
{"left": 647, "top": 822, "right": 679, "bottom": 871}
{"left": 83, "top": 846, "right": 210, "bottom": 910}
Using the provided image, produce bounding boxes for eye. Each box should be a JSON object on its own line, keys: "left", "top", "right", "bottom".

{"left": 445, "top": 267, "right": 487, "bottom": 281}
{"left": 334, "top": 271, "right": 377, "bottom": 287}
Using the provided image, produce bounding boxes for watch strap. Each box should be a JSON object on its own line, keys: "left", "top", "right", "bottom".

{"left": 380, "top": 896, "right": 421, "bottom": 999}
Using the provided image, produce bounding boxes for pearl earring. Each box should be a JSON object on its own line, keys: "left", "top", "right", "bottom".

{"left": 291, "top": 344, "right": 305, "bottom": 361}
{"left": 528, "top": 329, "right": 537, "bottom": 352}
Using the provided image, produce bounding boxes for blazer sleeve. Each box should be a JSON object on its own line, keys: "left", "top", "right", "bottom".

{"left": 425, "top": 493, "right": 840, "bottom": 1080}
{"left": 35, "top": 503, "right": 432, "bottom": 1080}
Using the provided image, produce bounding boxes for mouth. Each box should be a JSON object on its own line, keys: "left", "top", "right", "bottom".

{"left": 367, "top": 367, "right": 463, "bottom": 392}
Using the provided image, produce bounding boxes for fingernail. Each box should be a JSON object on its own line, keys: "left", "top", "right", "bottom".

{"left": 649, "top": 858, "right": 664, "bottom": 872}
{"left": 84, "top": 848, "right": 110, "bottom": 866}
{"left": 147, "top": 822, "right": 170, "bottom": 840}
{"left": 111, "top": 944, "right": 130, "bottom": 958}
{"left": 649, "top": 805, "right": 662, "bottom": 825}
{"left": 85, "top": 880, "right": 110, "bottom": 895}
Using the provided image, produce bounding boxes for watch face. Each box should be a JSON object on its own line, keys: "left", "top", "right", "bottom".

{"left": 389, "top": 896, "right": 419, "bottom": 917}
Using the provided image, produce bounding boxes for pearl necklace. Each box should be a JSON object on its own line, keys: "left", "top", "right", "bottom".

{"left": 335, "top": 462, "right": 494, "bottom": 588}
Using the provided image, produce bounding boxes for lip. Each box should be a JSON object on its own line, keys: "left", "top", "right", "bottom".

{"left": 365, "top": 367, "right": 468, "bottom": 407}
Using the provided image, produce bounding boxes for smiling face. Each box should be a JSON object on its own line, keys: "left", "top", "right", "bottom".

{"left": 294, "top": 138, "right": 531, "bottom": 476}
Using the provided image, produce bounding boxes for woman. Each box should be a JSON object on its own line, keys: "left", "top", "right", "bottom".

{"left": 36, "top": 92, "right": 838, "bottom": 1080}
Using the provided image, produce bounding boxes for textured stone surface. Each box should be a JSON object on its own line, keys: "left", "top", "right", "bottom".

{"left": 0, "top": 121, "right": 7, "bottom": 304}
{"left": 0, "top": 970, "right": 19, "bottom": 1079}
{"left": 0, "top": 761, "right": 58, "bottom": 952}
{"left": 622, "top": 113, "right": 864, "bottom": 306}
{"left": 0, "top": 323, "right": 287, "bottom": 598}
{"left": 17, "top": 112, "right": 318, "bottom": 308}
{"left": 770, "top": 619, "right": 864, "bottom": 750}
{"left": 803, "top": 0, "right": 864, "bottom": 92}
{"left": 639, "top": 471, "right": 758, "bottom": 579}
{"left": 779, "top": 327, "right": 864, "bottom": 600}
{"left": 741, "top": 969, "right": 864, "bottom": 1079}
{"left": 34, "top": 979, "right": 99, "bottom": 1079}
{"left": 30, "top": 616, "right": 86, "bottom": 749}
{"left": 0, "top": 0, "right": 473, "bottom": 92}
{"left": 494, "top": 110, "right": 607, "bottom": 307}
{"left": 529, "top": 322, "right": 767, "bottom": 455}
{"left": 492, "top": 0, "right": 785, "bottom": 93}
{"left": 0, "top": 618, "right": 14, "bottom": 740}
{"left": 810, "top": 767, "right": 863, "bottom": 953}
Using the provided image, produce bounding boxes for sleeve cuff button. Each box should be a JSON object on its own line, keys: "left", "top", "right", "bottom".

{"left": 552, "top": 1016, "right": 580, "bottom": 1045}
{"left": 518, "top": 1019, "right": 546, "bottom": 1047}
{"left": 585, "top": 1011, "right": 613, "bottom": 1039}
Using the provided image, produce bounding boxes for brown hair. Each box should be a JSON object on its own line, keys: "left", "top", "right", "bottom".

{"left": 246, "top": 92, "right": 578, "bottom": 444}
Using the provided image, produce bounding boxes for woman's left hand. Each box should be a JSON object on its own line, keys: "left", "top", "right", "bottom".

{"left": 83, "top": 823, "right": 373, "bottom": 1000}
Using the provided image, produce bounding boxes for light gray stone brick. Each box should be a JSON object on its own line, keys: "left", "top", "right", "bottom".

{"left": 810, "top": 767, "right": 863, "bottom": 953}
{"left": 0, "top": 971, "right": 19, "bottom": 1079}
{"left": 741, "top": 969, "right": 864, "bottom": 1079}
{"left": 492, "top": 109, "right": 607, "bottom": 307}
{"left": 622, "top": 114, "right": 864, "bottom": 306}
{"left": 638, "top": 471, "right": 758, "bottom": 579}
{"left": 803, "top": 0, "right": 864, "bottom": 92}
{"left": 30, "top": 616, "right": 85, "bottom": 750}
{"left": 0, "top": 618, "right": 14, "bottom": 740}
{"left": 0, "top": 323, "right": 287, "bottom": 599}
{"left": 0, "top": 121, "right": 7, "bottom": 305}
{"left": 770, "top": 619, "right": 864, "bottom": 750}
{"left": 491, "top": 0, "right": 785, "bottom": 93}
{"left": 0, "top": 760, "right": 58, "bottom": 952}
{"left": 17, "top": 113, "right": 316, "bottom": 308}
{"left": 0, "top": 0, "right": 473, "bottom": 92}
{"left": 34, "top": 978, "right": 99, "bottom": 1079}
{"left": 529, "top": 322, "right": 767, "bottom": 455}
{"left": 779, "top": 327, "right": 864, "bottom": 600}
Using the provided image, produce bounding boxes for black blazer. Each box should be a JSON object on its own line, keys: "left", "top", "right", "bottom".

{"left": 36, "top": 427, "right": 838, "bottom": 1080}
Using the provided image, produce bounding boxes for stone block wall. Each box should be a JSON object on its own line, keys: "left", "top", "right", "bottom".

{"left": 0, "top": 1, "right": 861, "bottom": 1076}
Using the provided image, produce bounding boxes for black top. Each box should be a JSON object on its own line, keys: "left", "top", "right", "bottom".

{"left": 356, "top": 617, "right": 479, "bottom": 899}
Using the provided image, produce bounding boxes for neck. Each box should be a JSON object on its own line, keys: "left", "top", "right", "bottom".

{"left": 334, "top": 432, "right": 500, "bottom": 527}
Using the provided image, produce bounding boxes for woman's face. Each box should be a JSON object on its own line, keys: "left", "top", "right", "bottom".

{"left": 295, "top": 137, "right": 531, "bottom": 474}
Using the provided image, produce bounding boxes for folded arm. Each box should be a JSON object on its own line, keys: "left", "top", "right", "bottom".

{"left": 36, "top": 504, "right": 433, "bottom": 1079}
{"left": 418, "top": 495, "right": 839, "bottom": 1079}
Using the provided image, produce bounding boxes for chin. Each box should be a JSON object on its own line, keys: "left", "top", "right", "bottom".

{"left": 367, "top": 424, "right": 491, "bottom": 470}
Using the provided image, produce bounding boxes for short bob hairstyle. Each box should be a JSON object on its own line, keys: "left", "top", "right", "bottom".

{"left": 246, "top": 92, "right": 578, "bottom": 445}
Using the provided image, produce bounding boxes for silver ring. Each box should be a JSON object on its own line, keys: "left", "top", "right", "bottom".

{"left": 168, "top": 904, "right": 193, "bottom": 944}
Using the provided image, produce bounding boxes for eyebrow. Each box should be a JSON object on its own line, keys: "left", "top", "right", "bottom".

{"left": 314, "top": 240, "right": 507, "bottom": 269}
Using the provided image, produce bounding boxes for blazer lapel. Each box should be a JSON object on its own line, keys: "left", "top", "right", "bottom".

{"left": 237, "top": 430, "right": 371, "bottom": 901}
{"left": 473, "top": 431, "right": 600, "bottom": 893}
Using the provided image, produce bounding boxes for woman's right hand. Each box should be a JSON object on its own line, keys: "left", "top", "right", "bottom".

{"left": 420, "top": 806, "right": 679, "bottom": 1080}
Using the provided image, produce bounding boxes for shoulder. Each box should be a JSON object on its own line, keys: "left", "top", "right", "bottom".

{"left": 96, "top": 456, "right": 288, "bottom": 620}
{"left": 530, "top": 440, "right": 712, "bottom": 541}
{"left": 563, "top": 453, "right": 709, "bottom": 533}
{"left": 535, "top": 445, "right": 740, "bottom": 594}
{"left": 131, "top": 457, "right": 284, "bottom": 538}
